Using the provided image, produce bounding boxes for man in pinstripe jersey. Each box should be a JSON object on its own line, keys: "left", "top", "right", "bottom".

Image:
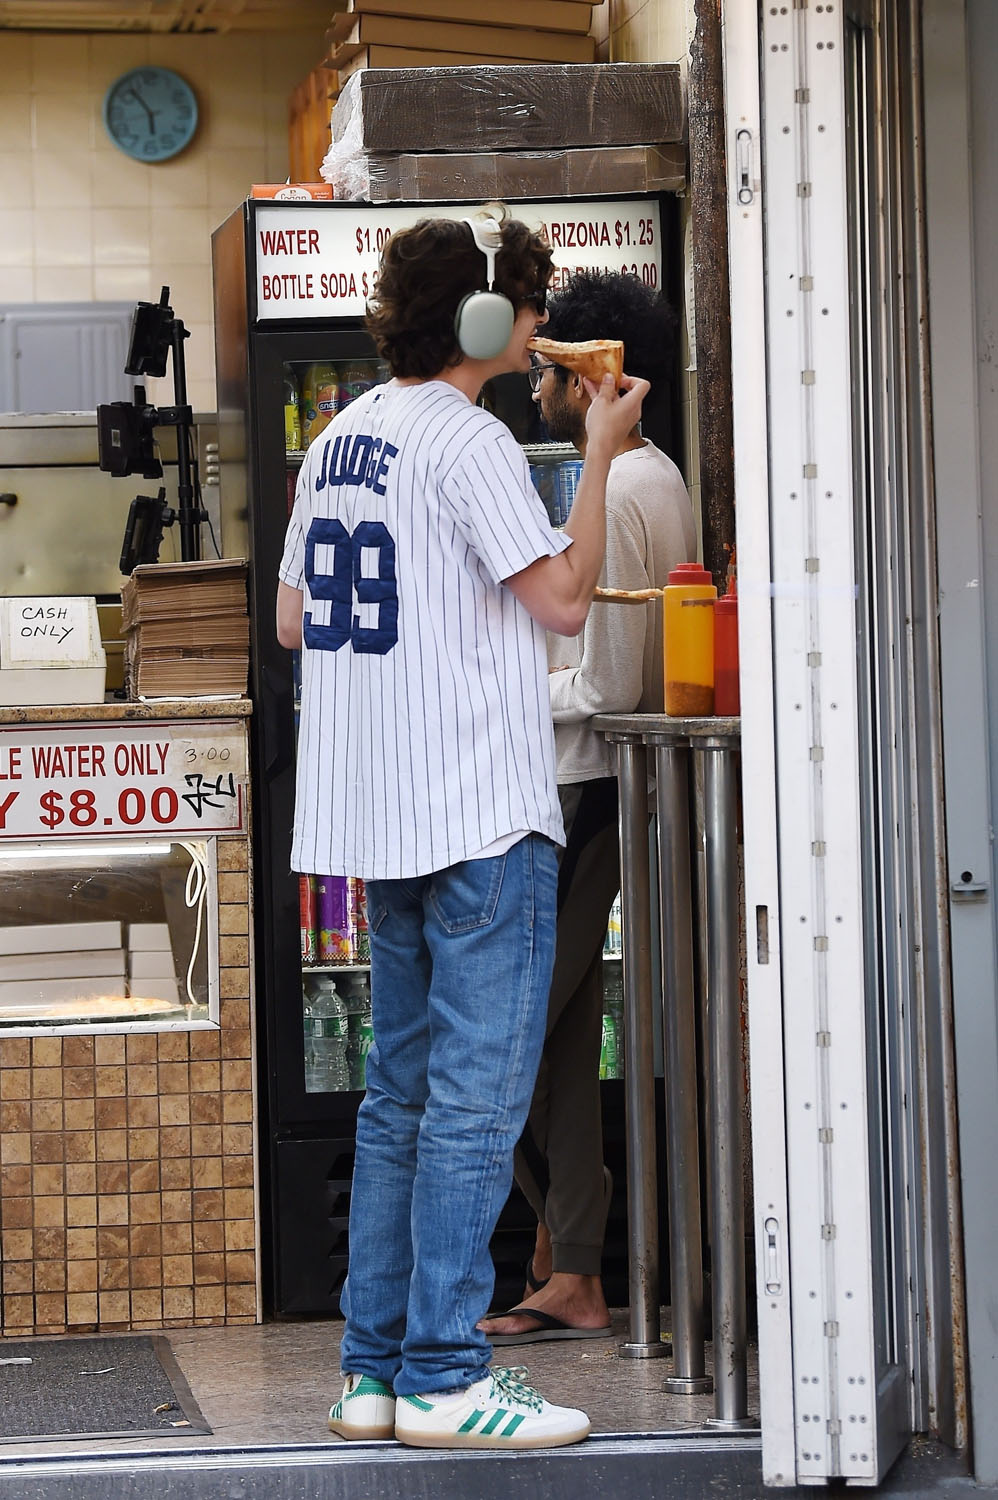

{"left": 277, "top": 208, "right": 649, "bottom": 1448}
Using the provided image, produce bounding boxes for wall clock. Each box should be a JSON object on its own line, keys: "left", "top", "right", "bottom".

{"left": 102, "top": 67, "right": 199, "bottom": 163}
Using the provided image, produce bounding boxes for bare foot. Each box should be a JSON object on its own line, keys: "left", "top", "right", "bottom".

{"left": 477, "top": 1272, "right": 610, "bottom": 1338}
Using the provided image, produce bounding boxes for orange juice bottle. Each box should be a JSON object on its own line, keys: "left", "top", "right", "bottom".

{"left": 664, "top": 562, "right": 717, "bottom": 716}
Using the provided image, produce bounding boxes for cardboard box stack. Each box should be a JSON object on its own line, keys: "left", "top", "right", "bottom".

{"left": 325, "top": 0, "right": 600, "bottom": 86}
{"left": 121, "top": 558, "right": 249, "bottom": 701}
{"left": 127, "top": 922, "right": 181, "bottom": 1008}
{"left": 321, "top": 59, "right": 685, "bottom": 203}
{"left": 0, "top": 921, "right": 127, "bottom": 1011}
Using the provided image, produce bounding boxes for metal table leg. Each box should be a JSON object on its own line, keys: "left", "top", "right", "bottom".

{"left": 616, "top": 737, "right": 667, "bottom": 1359}
{"left": 701, "top": 741, "right": 752, "bottom": 1426}
{"left": 654, "top": 742, "right": 713, "bottom": 1394}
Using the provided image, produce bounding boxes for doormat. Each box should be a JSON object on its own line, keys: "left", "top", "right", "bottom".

{"left": 0, "top": 1335, "right": 211, "bottom": 1443}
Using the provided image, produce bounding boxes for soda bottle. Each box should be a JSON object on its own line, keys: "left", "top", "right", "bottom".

{"left": 303, "top": 991, "right": 317, "bottom": 1090}
{"left": 599, "top": 1011, "right": 618, "bottom": 1081}
{"left": 603, "top": 968, "right": 625, "bottom": 1079}
{"left": 305, "top": 979, "right": 349, "bottom": 1092}
{"left": 342, "top": 974, "right": 374, "bottom": 1091}
{"left": 338, "top": 360, "right": 375, "bottom": 408}
{"left": 283, "top": 364, "right": 302, "bottom": 452}
{"left": 301, "top": 361, "right": 341, "bottom": 447}
{"left": 353, "top": 987, "right": 375, "bottom": 1092}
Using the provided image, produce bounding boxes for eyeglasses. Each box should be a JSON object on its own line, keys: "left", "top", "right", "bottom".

{"left": 520, "top": 289, "right": 547, "bottom": 316}
{"left": 527, "top": 360, "right": 556, "bottom": 393}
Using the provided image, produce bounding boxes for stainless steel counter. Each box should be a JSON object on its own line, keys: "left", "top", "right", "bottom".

{"left": 593, "top": 713, "right": 750, "bottom": 1426}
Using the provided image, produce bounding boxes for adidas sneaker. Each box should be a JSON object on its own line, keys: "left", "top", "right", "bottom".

{"left": 394, "top": 1364, "right": 590, "bottom": 1450}
{"left": 327, "top": 1373, "right": 396, "bottom": 1440}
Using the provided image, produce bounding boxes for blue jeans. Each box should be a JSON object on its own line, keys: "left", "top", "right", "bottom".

{"left": 338, "top": 833, "right": 558, "bottom": 1396}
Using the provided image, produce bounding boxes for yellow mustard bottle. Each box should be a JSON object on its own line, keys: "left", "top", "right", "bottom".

{"left": 664, "top": 562, "right": 717, "bottom": 716}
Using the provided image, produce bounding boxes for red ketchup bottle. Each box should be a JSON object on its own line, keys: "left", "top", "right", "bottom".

{"left": 713, "top": 573, "right": 740, "bottom": 716}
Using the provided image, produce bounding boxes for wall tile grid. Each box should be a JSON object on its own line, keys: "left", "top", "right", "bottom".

{"left": 0, "top": 28, "right": 321, "bottom": 413}
{"left": 0, "top": 834, "right": 258, "bottom": 1337}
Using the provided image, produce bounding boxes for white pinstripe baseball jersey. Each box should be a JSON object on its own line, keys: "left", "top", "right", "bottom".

{"left": 279, "top": 379, "right": 571, "bottom": 880}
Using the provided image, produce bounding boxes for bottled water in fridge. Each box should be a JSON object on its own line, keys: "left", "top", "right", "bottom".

{"left": 304, "top": 979, "right": 349, "bottom": 1093}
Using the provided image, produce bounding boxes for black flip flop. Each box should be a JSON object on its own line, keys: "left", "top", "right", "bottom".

{"left": 484, "top": 1307, "right": 613, "bottom": 1347}
{"left": 525, "top": 1257, "right": 549, "bottom": 1294}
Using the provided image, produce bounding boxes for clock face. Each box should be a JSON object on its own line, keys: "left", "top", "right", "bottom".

{"left": 103, "top": 67, "right": 199, "bottom": 163}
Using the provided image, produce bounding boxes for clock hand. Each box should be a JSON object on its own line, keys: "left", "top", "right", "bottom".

{"left": 122, "top": 84, "right": 158, "bottom": 134}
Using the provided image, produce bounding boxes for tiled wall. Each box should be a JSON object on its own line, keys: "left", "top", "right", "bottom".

{"left": 0, "top": 28, "right": 322, "bottom": 414}
{"left": 0, "top": 836, "right": 257, "bottom": 1336}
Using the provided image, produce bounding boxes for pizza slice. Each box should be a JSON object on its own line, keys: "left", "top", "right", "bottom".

{"left": 526, "top": 336, "right": 625, "bottom": 387}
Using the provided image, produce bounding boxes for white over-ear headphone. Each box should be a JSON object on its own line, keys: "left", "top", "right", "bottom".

{"left": 454, "top": 214, "right": 515, "bottom": 360}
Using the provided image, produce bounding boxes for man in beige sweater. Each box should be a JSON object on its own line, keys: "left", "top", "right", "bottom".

{"left": 480, "top": 270, "right": 697, "bottom": 1345}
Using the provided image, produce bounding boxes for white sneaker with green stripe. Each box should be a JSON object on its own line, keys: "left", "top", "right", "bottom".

{"left": 327, "top": 1373, "right": 396, "bottom": 1440}
{"left": 394, "top": 1365, "right": 590, "bottom": 1450}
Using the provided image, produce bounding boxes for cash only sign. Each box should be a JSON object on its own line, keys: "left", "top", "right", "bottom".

{"left": 0, "top": 721, "right": 248, "bottom": 841}
{"left": 253, "top": 198, "right": 664, "bottom": 320}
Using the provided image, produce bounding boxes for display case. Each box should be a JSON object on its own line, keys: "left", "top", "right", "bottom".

{"left": 0, "top": 837, "right": 217, "bottom": 1031}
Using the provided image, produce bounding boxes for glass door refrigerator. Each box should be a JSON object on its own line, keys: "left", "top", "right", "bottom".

{"left": 211, "top": 192, "right": 680, "bottom": 1316}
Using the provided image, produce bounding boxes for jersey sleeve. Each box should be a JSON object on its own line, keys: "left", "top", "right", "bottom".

{"left": 440, "top": 425, "right": 571, "bottom": 586}
{"left": 278, "top": 468, "right": 308, "bottom": 590}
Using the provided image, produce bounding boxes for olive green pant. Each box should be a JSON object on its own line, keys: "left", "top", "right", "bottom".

{"left": 513, "top": 779, "right": 621, "bottom": 1276}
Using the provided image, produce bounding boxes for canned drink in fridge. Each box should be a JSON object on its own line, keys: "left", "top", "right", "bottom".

{"left": 348, "top": 876, "right": 370, "bottom": 962}
{"left": 316, "top": 875, "right": 351, "bottom": 962}
{"left": 529, "top": 464, "right": 559, "bottom": 527}
{"left": 556, "top": 459, "right": 584, "bottom": 525}
{"left": 299, "top": 875, "right": 317, "bottom": 965}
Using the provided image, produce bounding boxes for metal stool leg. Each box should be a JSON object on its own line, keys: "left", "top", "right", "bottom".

{"left": 616, "top": 738, "right": 667, "bottom": 1359}
{"left": 702, "top": 741, "right": 752, "bottom": 1426}
{"left": 655, "top": 742, "right": 713, "bottom": 1394}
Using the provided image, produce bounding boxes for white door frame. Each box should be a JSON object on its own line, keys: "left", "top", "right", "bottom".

{"left": 725, "top": 0, "right": 912, "bottom": 1482}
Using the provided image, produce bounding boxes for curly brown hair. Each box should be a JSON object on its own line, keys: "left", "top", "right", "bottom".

{"left": 366, "top": 208, "right": 553, "bottom": 379}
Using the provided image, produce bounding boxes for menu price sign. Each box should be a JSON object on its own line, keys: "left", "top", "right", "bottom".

{"left": 0, "top": 722, "right": 248, "bottom": 841}
{"left": 254, "top": 199, "right": 663, "bottom": 321}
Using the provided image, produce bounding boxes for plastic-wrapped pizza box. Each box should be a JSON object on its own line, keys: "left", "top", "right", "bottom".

{"left": 340, "top": 142, "right": 687, "bottom": 204}
{"left": 327, "top": 63, "right": 685, "bottom": 157}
